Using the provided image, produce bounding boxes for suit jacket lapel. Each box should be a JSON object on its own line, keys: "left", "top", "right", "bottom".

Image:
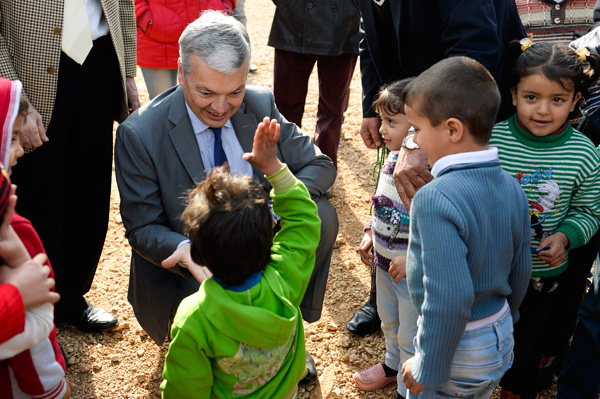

{"left": 231, "top": 103, "right": 266, "bottom": 184}
{"left": 167, "top": 88, "right": 207, "bottom": 183}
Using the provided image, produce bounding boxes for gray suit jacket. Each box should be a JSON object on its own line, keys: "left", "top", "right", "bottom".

{"left": 115, "top": 85, "right": 336, "bottom": 344}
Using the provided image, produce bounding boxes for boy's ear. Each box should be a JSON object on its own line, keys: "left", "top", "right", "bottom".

{"left": 446, "top": 117, "right": 464, "bottom": 143}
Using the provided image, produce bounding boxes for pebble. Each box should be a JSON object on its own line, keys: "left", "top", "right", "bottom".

{"left": 135, "top": 374, "right": 146, "bottom": 383}
{"left": 329, "top": 387, "right": 342, "bottom": 399}
{"left": 110, "top": 354, "right": 121, "bottom": 362}
{"left": 93, "top": 364, "right": 102, "bottom": 371}
{"left": 79, "top": 363, "right": 91, "bottom": 373}
{"left": 326, "top": 322, "right": 338, "bottom": 331}
{"left": 319, "top": 365, "right": 336, "bottom": 398}
{"left": 137, "top": 349, "right": 145, "bottom": 357}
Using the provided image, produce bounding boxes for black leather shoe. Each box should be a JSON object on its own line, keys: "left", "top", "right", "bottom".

{"left": 75, "top": 305, "right": 119, "bottom": 333}
{"left": 299, "top": 352, "right": 318, "bottom": 385}
{"left": 347, "top": 301, "right": 381, "bottom": 336}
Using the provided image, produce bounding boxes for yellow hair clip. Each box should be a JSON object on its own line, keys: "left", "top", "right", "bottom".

{"left": 575, "top": 47, "right": 591, "bottom": 62}
{"left": 520, "top": 37, "right": 533, "bottom": 52}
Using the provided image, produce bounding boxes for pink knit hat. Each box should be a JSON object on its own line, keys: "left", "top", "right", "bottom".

{"left": 0, "top": 78, "right": 20, "bottom": 216}
{"left": 0, "top": 78, "right": 21, "bottom": 169}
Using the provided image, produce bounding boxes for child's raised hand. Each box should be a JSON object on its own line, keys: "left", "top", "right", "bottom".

{"left": 388, "top": 254, "right": 407, "bottom": 284}
{"left": 537, "top": 232, "right": 568, "bottom": 267}
{"left": 243, "top": 117, "right": 284, "bottom": 176}
{"left": 358, "top": 231, "right": 373, "bottom": 266}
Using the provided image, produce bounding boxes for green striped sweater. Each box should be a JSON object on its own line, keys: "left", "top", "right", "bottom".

{"left": 490, "top": 114, "right": 600, "bottom": 277}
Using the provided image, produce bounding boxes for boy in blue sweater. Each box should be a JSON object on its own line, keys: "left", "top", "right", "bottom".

{"left": 400, "top": 56, "right": 532, "bottom": 399}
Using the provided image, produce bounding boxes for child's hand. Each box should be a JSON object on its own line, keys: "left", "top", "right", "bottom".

{"left": 388, "top": 254, "right": 407, "bottom": 284}
{"left": 243, "top": 117, "right": 284, "bottom": 176}
{"left": 537, "top": 232, "right": 568, "bottom": 267}
{"left": 0, "top": 253, "right": 60, "bottom": 309}
{"left": 62, "top": 379, "right": 75, "bottom": 399}
{"left": 358, "top": 231, "right": 373, "bottom": 266}
{"left": 401, "top": 357, "right": 426, "bottom": 396}
{"left": 0, "top": 185, "right": 30, "bottom": 266}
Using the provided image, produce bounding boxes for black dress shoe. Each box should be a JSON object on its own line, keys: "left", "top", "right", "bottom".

{"left": 75, "top": 305, "right": 118, "bottom": 332}
{"left": 347, "top": 301, "right": 381, "bottom": 336}
{"left": 299, "top": 352, "right": 318, "bottom": 385}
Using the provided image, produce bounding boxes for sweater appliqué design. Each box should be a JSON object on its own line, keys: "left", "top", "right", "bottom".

{"left": 515, "top": 169, "right": 563, "bottom": 243}
{"left": 372, "top": 195, "right": 410, "bottom": 250}
{"left": 218, "top": 331, "right": 295, "bottom": 396}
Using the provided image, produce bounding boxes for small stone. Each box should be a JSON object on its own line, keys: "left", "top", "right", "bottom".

{"left": 326, "top": 322, "right": 338, "bottom": 331}
{"left": 110, "top": 354, "right": 121, "bottom": 362}
{"left": 93, "top": 364, "right": 102, "bottom": 371}
{"left": 112, "top": 332, "right": 122, "bottom": 339}
{"left": 79, "top": 363, "right": 91, "bottom": 373}
{"left": 311, "top": 334, "right": 323, "bottom": 341}
{"left": 67, "top": 356, "right": 76, "bottom": 366}
{"left": 112, "top": 322, "right": 130, "bottom": 332}
{"left": 329, "top": 387, "right": 342, "bottom": 399}
{"left": 137, "top": 349, "right": 145, "bottom": 357}
{"left": 339, "top": 337, "right": 351, "bottom": 348}
{"left": 319, "top": 365, "right": 336, "bottom": 397}
{"left": 135, "top": 374, "right": 146, "bottom": 383}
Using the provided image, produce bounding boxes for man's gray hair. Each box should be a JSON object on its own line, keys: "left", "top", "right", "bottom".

{"left": 179, "top": 10, "right": 251, "bottom": 75}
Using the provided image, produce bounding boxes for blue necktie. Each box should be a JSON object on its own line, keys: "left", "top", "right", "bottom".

{"left": 212, "top": 127, "right": 228, "bottom": 167}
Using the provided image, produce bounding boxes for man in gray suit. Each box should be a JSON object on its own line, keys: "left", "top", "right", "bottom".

{"left": 114, "top": 11, "right": 337, "bottom": 383}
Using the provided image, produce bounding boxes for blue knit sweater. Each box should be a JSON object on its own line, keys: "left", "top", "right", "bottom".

{"left": 406, "top": 159, "right": 532, "bottom": 387}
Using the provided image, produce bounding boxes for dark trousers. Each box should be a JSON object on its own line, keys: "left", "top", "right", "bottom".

{"left": 500, "top": 237, "right": 597, "bottom": 398}
{"left": 557, "top": 250, "right": 600, "bottom": 399}
{"left": 11, "top": 36, "right": 122, "bottom": 322}
{"left": 273, "top": 49, "right": 357, "bottom": 168}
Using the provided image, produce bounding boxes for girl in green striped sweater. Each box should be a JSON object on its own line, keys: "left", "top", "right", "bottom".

{"left": 491, "top": 40, "right": 600, "bottom": 399}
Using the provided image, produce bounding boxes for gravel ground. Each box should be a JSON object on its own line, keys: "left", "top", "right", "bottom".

{"left": 56, "top": 0, "right": 563, "bottom": 397}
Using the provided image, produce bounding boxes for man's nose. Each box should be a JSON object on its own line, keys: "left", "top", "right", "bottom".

{"left": 211, "top": 97, "right": 228, "bottom": 113}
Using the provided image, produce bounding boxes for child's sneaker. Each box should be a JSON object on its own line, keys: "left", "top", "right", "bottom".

{"left": 353, "top": 363, "right": 397, "bottom": 391}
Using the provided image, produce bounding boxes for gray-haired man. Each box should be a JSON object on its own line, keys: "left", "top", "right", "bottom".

{"left": 114, "top": 11, "right": 337, "bottom": 384}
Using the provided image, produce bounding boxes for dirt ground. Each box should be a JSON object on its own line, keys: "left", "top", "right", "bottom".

{"left": 56, "top": 0, "right": 561, "bottom": 397}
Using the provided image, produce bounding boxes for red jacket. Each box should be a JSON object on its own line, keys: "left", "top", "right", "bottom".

{"left": 136, "top": 0, "right": 236, "bottom": 69}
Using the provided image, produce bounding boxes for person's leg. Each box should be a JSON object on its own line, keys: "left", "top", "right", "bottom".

{"left": 299, "top": 196, "right": 337, "bottom": 322}
{"left": 11, "top": 36, "right": 121, "bottom": 326}
{"left": 140, "top": 67, "right": 178, "bottom": 99}
{"left": 272, "top": 49, "right": 316, "bottom": 127}
{"left": 557, "top": 251, "right": 600, "bottom": 399}
{"left": 424, "top": 308, "right": 514, "bottom": 399}
{"left": 394, "top": 276, "right": 418, "bottom": 398}
{"left": 313, "top": 53, "right": 357, "bottom": 167}
{"left": 353, "top": 267, "right": 398, "bottom": 392}
{"left": 232, "top": 0, "right": 257, "bottom": 72}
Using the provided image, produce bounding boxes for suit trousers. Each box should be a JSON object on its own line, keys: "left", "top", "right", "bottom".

{"left": 273, "top": 49, "right": 357, "bottom": 168}
{"left": 11, "top": 36, "right": 122, "bottom": 321}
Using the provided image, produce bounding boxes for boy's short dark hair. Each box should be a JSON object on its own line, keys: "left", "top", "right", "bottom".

{"left": 404, "top": 56, "right": 500, "bottom": 145}
{"left": 182, "top": 165, "right": 273, "bottom": 286}
{"left": 374, "top": 77, "right": 414, "bottom": 116}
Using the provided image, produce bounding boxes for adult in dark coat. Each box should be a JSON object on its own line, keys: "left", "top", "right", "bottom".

{"left": 348, "top": 0, "right": 526, "bottom": 338}
{"left": 268, "top": 0, "right": 360, "bottom": 167}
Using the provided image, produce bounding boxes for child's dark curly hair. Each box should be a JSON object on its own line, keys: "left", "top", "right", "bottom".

{"left": 182, "top": 165, "right": 273, "bottom": 286}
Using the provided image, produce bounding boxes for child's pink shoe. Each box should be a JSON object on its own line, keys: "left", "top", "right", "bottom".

{"left": 353, "top": 363, "right": 397, "bottom": 391}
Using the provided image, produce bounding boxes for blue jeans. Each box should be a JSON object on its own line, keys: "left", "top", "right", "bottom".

{"left": 409, "top": 306, "right": 514, "bottom": 399}
{"left": 556, "top": 252, "right": 600, "bottom": 399}
{"left": 140, "top": 67, "right": 177, "bottom": 99}
{"left": 376, "top": 268, "right": 419, "bottom": 398}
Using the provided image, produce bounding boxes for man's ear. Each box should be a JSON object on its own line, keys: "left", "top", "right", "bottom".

{"left": 446, "top": 118, "right": 464, "bottom": 143}
{"left": 177, "top": 58, "right": 184, "bottom": 85}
